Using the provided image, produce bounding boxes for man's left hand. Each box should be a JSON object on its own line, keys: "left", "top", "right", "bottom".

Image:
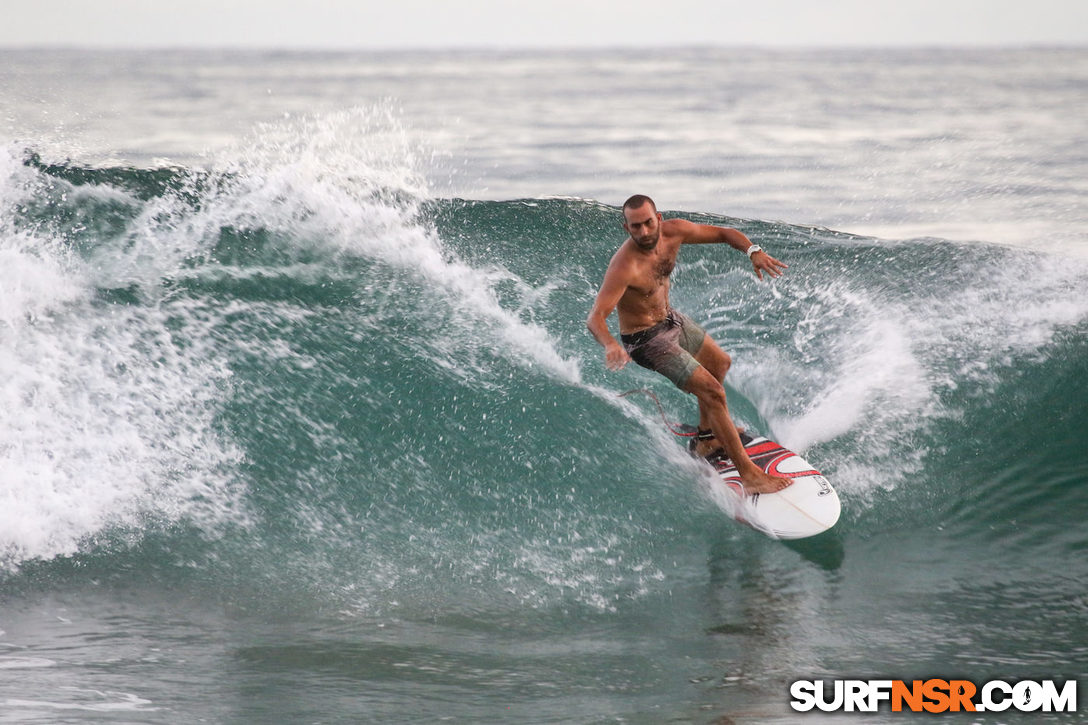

{"left": 752, "top": 251, "right": 788, "bottom": 280}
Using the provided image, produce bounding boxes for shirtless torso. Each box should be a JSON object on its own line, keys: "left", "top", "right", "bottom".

{"left": 587, "top": 204, "right": 770, "bottom": 358}
{"left": 609, "top": 221, "right": 682, "bottom": 334}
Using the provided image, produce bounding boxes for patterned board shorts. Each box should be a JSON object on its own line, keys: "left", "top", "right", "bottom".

{"left": 620, "top": 309, "right": 707, "bottom": 389}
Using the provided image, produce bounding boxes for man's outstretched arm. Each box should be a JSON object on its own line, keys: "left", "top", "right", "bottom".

{"left": 671, "top": 219, "right": 788, "bottom": 280}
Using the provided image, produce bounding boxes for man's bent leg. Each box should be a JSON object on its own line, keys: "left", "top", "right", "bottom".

{"left": 693, "top": 336, "right": 731, "bottom": 382}
{"left": 683, "top": 367, "right": 791, "bottom": 494}
{"left": 691, "top": 337, "right": 734, "bottom": 456}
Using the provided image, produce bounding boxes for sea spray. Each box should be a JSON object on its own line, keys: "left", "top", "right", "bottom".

{"left": 0, "top": 151, "right": 246, "bottom": 571}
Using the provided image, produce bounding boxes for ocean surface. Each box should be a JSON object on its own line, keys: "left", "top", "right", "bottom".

{"left": 1, "top": 47, "right": 1087, "bottom": 723}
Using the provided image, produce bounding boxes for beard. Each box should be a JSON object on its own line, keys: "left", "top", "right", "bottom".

{"left": 633, "top": 230, "right": 660, "bottom": 249}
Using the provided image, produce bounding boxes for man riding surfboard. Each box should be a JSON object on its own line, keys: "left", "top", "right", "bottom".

{"left": 587, "top": 195, "right": 792, "bottom": 494}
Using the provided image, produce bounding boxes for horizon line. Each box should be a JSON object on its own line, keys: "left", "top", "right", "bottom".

{"left": 2, "top": 40, "right": 1084, "bottom": 53}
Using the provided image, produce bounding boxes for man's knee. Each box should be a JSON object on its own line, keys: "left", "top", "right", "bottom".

{"left": 696, "top": 339, "right": 731, "bottom": 380}
{"left": 716, "top": 351, "right": 732, "bottom": 378}
{"left": 684, "top": 368, "right": 726, "bottom": 406}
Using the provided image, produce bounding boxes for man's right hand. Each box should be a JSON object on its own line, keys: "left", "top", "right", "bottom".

{"left": 605, "top": 343, "right": 632, "bottom": 371}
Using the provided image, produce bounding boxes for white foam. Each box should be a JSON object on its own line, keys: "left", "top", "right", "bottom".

{"left": 0, "top": 148, "right": 246, "bottom": 571}
{"left": 201, "top": 106, "right": 582, "bottom": 384}
{"left": 729, "top": 248, "right": 1088, "bottom": 499}
{"left": 774, "top": 284, "right": 934, "bottom": 451}
{"left": 0, "top": 656, "right": 55, "bottom": 669}
{"left": 3, "top": 688, "right": 156, "bottom": 712}
{"left": 714, "top": 278, "right": 934, "bottom": 498}
{"left": 921, "top": 251, "right": 1088, "bottom": 382}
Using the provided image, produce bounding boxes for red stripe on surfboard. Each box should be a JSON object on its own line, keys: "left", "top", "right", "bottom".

{"left": 767, "top": 455, "right": 820, "bottom": 478}
{"left": 744, "top": 441, "right": 782, "bottom": 457}
{"left": 718, "top": 451, "right": 821, "bottom": 480}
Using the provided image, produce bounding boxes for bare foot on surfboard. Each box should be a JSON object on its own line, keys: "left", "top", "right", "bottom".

{"left": 740, "top": 468, "right": 793, "bottom": 494}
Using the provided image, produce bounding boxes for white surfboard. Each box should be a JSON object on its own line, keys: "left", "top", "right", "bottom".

{"left": 702, "top": 433, "right": 840, "bottom": 539}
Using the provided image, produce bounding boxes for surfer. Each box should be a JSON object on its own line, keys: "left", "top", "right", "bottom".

{"left": 587, "top": 195, "right": 792, "bottom": 494}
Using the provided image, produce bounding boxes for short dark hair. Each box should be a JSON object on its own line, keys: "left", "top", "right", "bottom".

{"left": 622, "top": 194, "right": 657, "bottom": 213}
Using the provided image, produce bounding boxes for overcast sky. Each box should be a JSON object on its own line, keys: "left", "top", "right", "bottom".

{"left": 2, "top": 0, "right": 1086, "bottom": 49}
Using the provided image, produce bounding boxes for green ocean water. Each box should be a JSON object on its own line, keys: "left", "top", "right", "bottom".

{"left": 1, "top": 145, "right": 1086, "bottom": 722}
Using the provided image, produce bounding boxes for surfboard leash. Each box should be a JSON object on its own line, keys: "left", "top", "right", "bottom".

{"left": 617, "top": 388, "right": 698, "bottom": 438}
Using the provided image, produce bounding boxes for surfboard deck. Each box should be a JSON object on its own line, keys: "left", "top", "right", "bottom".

{"left": 699, "top": 431, "right": 840, "bottom": 539}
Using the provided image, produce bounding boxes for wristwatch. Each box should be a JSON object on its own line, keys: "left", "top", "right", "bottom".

{"left": 745, "top": 244, "right": 763, "bottom": 259}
